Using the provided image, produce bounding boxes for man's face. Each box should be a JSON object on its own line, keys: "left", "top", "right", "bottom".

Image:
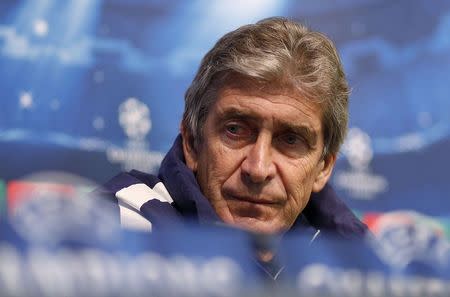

{"left": 182, "top": 84, "right": 336, "bottom": 234}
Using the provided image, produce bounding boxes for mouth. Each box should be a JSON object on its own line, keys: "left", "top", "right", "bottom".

{"left": 224, "top": 192, "right": 281, "bottom": 205}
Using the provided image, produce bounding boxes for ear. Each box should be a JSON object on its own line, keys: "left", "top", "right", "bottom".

{"left": 180, "top": 125, "right": 198, "bottom": 172}
{"left": 312, "top": 153, "right": 336, "bottom": 193}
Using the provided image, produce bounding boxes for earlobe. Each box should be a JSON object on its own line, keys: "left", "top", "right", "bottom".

{"left": 181, "top": 126, "right": 198, "bottom": 172}
{"left": 312, "top": 153, "right": 336, "bottom": 193}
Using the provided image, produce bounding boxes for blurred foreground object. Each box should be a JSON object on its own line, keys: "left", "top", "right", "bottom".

{"left": 0, "top": 174, "right": 449, "bottom": 296}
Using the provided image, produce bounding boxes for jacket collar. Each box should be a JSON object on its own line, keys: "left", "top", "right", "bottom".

{"left": 158, "top": 135, "right": 221, "bottom": 224}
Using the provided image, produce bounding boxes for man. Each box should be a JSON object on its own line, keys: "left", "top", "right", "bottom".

{"left": 97, "top": 17, "right": 366, "bottom": 241}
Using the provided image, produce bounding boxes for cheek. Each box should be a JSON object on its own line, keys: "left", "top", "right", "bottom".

{"left": 197, "top": 142, "right": 239, "bottom": 193}
{"left": 282, "top": 160, "right": 318, "bottom": 209}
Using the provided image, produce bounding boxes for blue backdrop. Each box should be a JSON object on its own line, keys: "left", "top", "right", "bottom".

{"left": 0, "top": 0, "right": 449, "bottom": 226}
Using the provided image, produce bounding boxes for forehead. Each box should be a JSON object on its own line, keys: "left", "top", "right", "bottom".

{"left": 212, "top": 83, "right": 324, "bottom": 132}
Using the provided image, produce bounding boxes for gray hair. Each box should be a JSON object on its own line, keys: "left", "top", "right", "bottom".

{"left": 182, "top": 17, "right": 349, "bottom": 158}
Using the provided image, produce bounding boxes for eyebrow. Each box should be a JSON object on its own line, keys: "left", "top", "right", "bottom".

{"left": 218, "top": 108, "right": 259, "bottom": 122}
{"left": 218, "top": 107, "right": 319, "bottom": 147}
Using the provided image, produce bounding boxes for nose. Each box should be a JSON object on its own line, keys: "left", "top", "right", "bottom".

{"left": 241, "top": 134, "right": 276, "bottom": 184}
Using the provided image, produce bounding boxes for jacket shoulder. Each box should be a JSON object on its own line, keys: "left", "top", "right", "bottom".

{"left": 93, "top": 170, "right": 180, "bottom": 232}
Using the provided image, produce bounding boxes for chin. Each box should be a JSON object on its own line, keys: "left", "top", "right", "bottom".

{"left": 231, "top": 217, "right": 285, "bottom": 235}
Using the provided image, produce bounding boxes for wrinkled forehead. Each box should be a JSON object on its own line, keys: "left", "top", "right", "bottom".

{"left": 211, "top": 72, "right": 326, "bottom": 116}
{"left": 214, "top": 72, "right": 323, "bottom": 101}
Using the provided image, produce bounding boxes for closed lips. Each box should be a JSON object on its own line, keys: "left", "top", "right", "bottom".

{"left": 224, "top": 192, "right": 282, "bottom": 205}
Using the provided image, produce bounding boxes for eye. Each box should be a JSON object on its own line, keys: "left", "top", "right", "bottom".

{"left": 277, "top": 133, "right": 309, "bottom": 157}
{"left": 225, "top": 122, "right": 251, "bottom": 136}
{"left": 284, "top": 134, "right": 298, "bottom": 145}
{"left": 226, "top": 123, "right": 241, "bottom": 135}
{"left": 223, "top": 121, "right": 252, "bottom": 141}
{"left": 281, "top": 133, "right": 301, "bottom": 146}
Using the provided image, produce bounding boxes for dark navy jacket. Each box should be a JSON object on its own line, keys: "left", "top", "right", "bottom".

{"left": 96, "top": 135, "right": 367, "bottom": 240}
